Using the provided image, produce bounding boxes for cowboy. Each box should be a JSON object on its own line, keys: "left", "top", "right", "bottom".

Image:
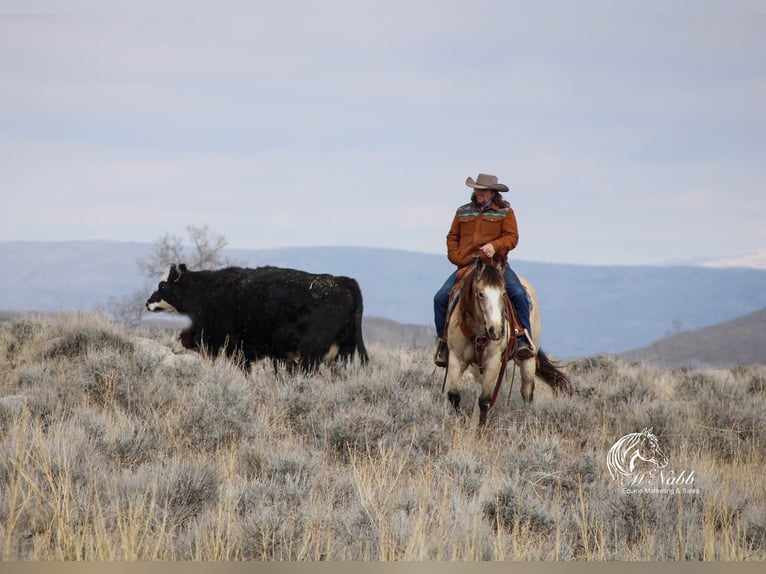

{"left": 433, "top": 173, "right": 534, "bottom": 367}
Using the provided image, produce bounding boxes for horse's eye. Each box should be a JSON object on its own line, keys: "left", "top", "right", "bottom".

{"left": 477, "top": 292, "right": 484, "bottom": 300}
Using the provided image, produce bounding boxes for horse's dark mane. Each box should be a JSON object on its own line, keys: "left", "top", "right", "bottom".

{"left": 479, "top": 263, "right": 505, "bottom": 288}
{"left": 461, "top": 266, "right": 477, "bottom": 304}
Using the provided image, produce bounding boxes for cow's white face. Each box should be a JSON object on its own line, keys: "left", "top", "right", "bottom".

{"left": 146, "top": 298, "right": 179, "bottom": 313}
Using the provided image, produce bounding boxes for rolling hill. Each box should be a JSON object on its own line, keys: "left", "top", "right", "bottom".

{"left": 620, "top": 306, "right": 766, "bottom": 368}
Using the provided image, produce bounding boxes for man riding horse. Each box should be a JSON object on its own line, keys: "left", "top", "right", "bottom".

{"left": 433, "top": 173, "right": 534, "bottom": 366}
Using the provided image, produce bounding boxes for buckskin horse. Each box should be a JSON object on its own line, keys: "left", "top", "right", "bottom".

{"left": 444, "top": 257, "right": 572, "bottom": 425}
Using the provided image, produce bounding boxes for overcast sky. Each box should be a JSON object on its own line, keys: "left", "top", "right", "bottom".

{"left": 1, "top": 1, "right": 764, "bottom": 265}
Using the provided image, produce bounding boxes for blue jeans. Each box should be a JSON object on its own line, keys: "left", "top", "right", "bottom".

{"left": 433, "top": 267, "right": 531, "bottom": 339}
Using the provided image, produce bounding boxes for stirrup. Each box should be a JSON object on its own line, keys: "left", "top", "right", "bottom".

{"left": 513, "top": 330, "right": 535, "bottom": 360}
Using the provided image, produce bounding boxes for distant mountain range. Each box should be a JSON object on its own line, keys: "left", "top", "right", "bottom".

{"left": 2, "top": 240, "right": 766, "bottom": 360}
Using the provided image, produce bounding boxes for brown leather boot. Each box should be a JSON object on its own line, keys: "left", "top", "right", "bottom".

{"left": 514, "top": 333, "right": 535, "bottom": 360}
{"left": 433, "top": 339, "right": 448, "bottom": 367}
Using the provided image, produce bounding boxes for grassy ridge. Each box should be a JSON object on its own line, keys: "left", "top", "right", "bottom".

{"left": 0, "top": 314, "right": 764, "bottom": 560}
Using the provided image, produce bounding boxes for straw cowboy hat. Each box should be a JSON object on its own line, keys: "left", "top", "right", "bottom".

{"left": 465, "top": 173, "right": 509, "bottom": 192}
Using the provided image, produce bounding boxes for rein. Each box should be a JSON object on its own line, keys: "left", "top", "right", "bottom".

{"left": 489, "top": 295, "right": 515, "bottom": 408}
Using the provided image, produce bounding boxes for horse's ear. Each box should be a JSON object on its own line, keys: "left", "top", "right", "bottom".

{"left": 643, "top": 427, "right": 653, "bottom": 435}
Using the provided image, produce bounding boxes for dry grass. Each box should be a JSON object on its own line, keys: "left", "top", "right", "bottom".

{"left": 0, "top": 313, "right": 764, "bottom": 560}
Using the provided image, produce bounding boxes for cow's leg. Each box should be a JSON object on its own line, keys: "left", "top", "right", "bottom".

{"left": 284, "top": 351, "right": 301, "bottom": 376}
{"left": 179, "top": 326, "right": 197, "bottom": 350}
{"left": 296, "top": 306, "right": 348, "bottom": 370}
{"left": 336, "top": 335, "right": 357, "bottom": 365}
{"left": 216, "top": 333, "right": 241, "bottom": 363}
{"left": 298, "top": 351, "right": 323, "bottom": 374}
{"left": 322, "top": 343, "right": 340, "bottom": 363}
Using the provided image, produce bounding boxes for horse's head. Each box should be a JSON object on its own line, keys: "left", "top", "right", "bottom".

{"left": 470, "top": 258, "right": 507, "bottom": 341}
{"left": 636, "top": 427, "right": 669, "bottom": 469}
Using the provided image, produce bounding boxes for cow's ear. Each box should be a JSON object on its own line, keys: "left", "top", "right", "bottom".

{"left": 171, "top": 263, "right": 187, "bottom": 283}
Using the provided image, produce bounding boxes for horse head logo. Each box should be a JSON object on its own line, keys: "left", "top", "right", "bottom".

{"left": 607, "top": 427, "right": 669, "bottom": 485}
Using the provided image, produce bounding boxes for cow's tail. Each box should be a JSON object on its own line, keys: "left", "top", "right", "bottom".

{"left": 348, "top": 278, "right": 369, "bottom": 365}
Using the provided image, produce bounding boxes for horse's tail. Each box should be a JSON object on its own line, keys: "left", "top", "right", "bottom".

{"left": 535, "top": 349, "right": 573, "bottom": 396}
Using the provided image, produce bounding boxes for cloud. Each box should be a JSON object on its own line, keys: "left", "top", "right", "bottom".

{"left": 0, "top": 3, "right": 764, "bottom": 264}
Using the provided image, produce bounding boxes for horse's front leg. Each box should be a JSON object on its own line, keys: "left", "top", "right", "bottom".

{"left": 478, "top": 342, "right": 506, "bottom": 425}
{"left": 446, "top": 351, "right": 467, "bottom": 413}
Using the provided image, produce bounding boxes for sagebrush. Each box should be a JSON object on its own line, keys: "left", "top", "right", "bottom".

{"left": 0, "top": 314, "right": 764, "bottom": 560}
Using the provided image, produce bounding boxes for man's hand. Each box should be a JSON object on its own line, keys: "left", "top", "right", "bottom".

{"left": 480, "top": 243, "right": 496, "bottom": 258}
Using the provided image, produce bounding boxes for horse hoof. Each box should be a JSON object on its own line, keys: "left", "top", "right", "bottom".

{"left": 478, "top": 398, "right": 491, "bottom": 426}
{"left": 447, "top": 392, "right": 461, "bottom": 411}
{"left": 522, "top": 393, "right": 534, "bottom": 404}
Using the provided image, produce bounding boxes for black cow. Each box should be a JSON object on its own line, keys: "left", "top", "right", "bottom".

{"left": 145, "top": 263, "right": 369, "bottom": 371}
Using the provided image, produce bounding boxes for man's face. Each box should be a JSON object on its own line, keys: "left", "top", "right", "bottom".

{"left": 475, "top": 188, "right": 493, "bottom": 206}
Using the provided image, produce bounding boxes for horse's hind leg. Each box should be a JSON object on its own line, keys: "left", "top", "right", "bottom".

{"left": 519, "top": 357, "right": 536, "bottom": 403}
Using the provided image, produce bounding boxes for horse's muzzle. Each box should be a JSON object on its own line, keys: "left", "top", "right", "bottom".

{"left": 487, "top": 325, "right": 504, "bottom": 341}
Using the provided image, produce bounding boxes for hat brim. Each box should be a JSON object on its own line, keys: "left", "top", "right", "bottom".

{"left": 465, "top": 176, "right": 509, "bottom": 192}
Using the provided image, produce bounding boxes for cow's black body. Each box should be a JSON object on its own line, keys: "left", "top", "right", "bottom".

{"left": 146, "top": 264, "right": 369, "bottom": 371}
